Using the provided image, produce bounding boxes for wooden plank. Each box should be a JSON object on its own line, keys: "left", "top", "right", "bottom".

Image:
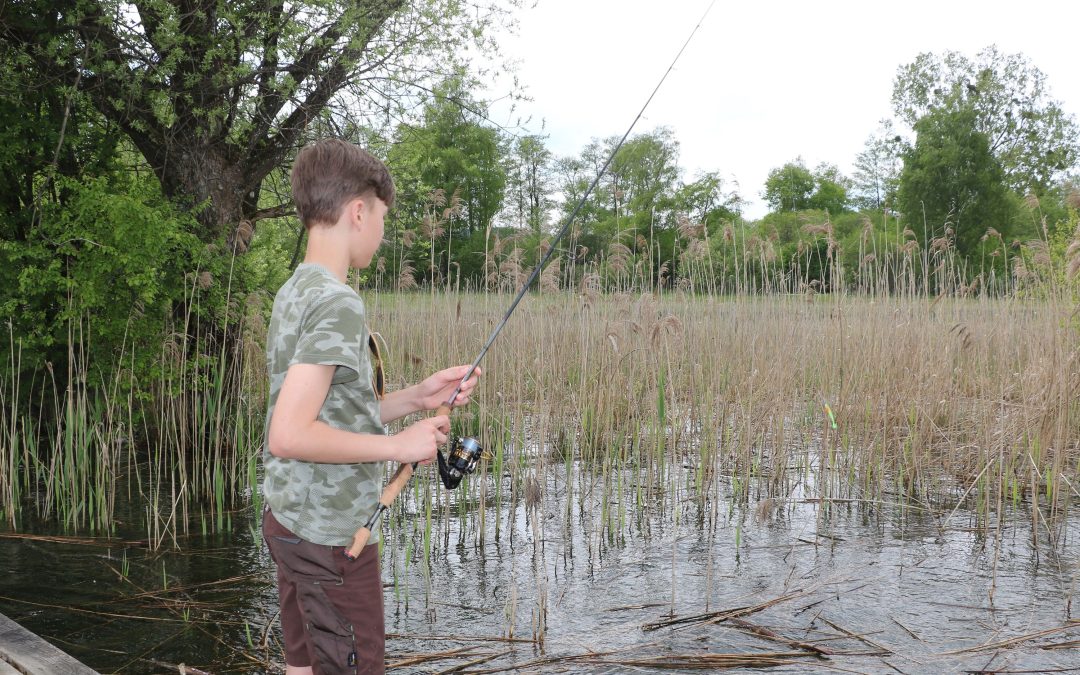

{"left": 0, "top": 660, "right": 22, "bottom": 675}
{"left": 0, "top": 612, "right": 98, "bottom": 674}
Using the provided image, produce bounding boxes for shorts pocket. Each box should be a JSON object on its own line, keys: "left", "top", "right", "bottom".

{"left": 306, "top": 624, "right": 358, "bottom": 675}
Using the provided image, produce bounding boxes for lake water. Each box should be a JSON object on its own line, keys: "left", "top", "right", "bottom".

{"left": 1, "top": 455, "right": 1078, "bottom": 674}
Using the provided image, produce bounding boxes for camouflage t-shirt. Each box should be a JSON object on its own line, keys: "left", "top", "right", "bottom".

{"left": 262, "top": 263, "right": 384, "bottom": 547}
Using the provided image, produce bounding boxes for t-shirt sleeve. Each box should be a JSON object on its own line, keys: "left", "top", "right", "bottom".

{"left": 289, "top": 291, "right": 363, "bottom": 379}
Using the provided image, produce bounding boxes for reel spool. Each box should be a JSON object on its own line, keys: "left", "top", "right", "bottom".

{"left": 437, "top": 436, "right": 484, "bottom": 489}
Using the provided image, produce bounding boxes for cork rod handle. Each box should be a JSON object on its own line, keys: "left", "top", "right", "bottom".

{"left": 344, "top": 405, "right": 451, "bottom": 560}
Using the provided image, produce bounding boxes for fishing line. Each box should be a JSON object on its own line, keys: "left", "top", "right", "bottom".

{"left": 346, "top": 0, "right": 718, "bottom": 559}
{"left": 442, "top": 0, "right": 719, "bottom": 408}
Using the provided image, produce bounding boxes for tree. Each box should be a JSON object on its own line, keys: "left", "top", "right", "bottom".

{"left": 405, "top": 81, "right": 506, "bottom": 238}
{"left": 892, "top": 46, "right": 1079, "bottom": 193}
{"left": 503, "top": 134, "right": 552, "bottom": 234}
{"left": 807, "top": 163, "right": 851, "bottom": 214}
{"left": 672, "top": 172, "right": 741, "bottom": 228}
{"left": 852, "top": 122, "right": 904, "bottom": 210}
{"left": 764, "top": 160, "right": 850, "bottom": 213}
{"left": 385, "top": 78, "right": 507, "bottom": 286}
{"left": 897, "top": 106, "right": 1014, "bottom": 258}
{"left": 3, "top": 0, "right": 512, "bottom": 245}
{"left": 552, "top": 128, "right": 682, "bottom": 253}
{"left": 545, "top": 128, "right": 684, "bottom": 289}
{"left": 608, "top": 128, "right": 682, "bottom": 229}
{"left": 764, "top": 161, "right": 815, "bottom": 212}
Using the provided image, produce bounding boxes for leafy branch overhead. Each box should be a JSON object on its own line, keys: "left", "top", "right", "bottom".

{"left": 4, "top": 0, "right": 512, "bottom": 242}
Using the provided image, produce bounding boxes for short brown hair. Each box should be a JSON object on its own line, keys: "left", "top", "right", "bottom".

{"left": 290, "top": 138, "right": 395, "bottom": 228}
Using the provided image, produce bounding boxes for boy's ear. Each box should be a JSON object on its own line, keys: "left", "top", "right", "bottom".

{"left": 349, "top": 197, "right": 367, "bottom": 227}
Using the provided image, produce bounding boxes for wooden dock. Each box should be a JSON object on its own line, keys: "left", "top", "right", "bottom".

{"left": 0, "top": 611, "right": 98, "bottom": 674}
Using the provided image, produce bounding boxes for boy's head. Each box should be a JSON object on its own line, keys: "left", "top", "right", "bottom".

{"left": 290, "top": 138, "right": 395, "bottom": 229}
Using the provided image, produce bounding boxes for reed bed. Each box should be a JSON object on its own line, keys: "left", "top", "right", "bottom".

{"left": 372, "top": 286, "right": 1080, "bottom": 549}
{"left": 0, "top": 276, "right": 267, "bottom": 542}
{"left": 1, "top": 221, "right": 1077, "bottom": 549}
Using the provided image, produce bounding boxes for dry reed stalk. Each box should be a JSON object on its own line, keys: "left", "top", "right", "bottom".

{"left": 385, "top": 646, "right": 479, "bottom": 668}
{"left": 0, "top": 532, "right": 144, "bottom": 546}
{"left": 0, "top": 593, "right": 185, "bottom": 622}
{"left": 942, "top": 622, "right": 1080, "bottom": 654}
{"left": 588, "top": 652, "right": 816, "bottom": 669}
{"left": 642, "top": 589, "right": 810, "bottom": 631}
{"left": 890, "top": 617, "right": 925, "bottom": 643}
{"left": 432, "top": 649, "right": 513, "bottom": 674}
{"left": 726, "top": 617, "right": 835, "bottom": 656}
{"left": 98, "top": 573, "right": 267, "bottom": 603}
{"left": 385, "top": 632, "right": 537, "bottom": 644}
{"left": 1039, "top": 640, "right": 1080, "bottom": 649}
{"left": 815, "top": 615, "right": 894, "bottom": 655}
{"left": 457, "top": 649, "right": 620, "bottom": 674}
{"left": 146, "top": 659, "right": 214, "bottom": 675}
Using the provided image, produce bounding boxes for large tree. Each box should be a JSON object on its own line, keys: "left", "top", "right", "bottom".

{"left": 897, "top": 106, "right": 1014, "bottom": 257}
{"left": 892, "top": 45, "right": 1079, "bottom": 193}
{"left": 385, "top": 78, "right": 507, "bottom": 285}
{"left": 763, "top": 161, "right": 815, "bottom": 212}
{"left": 672, "top": 172, "right": 741, "bottom": 229}
{"left": 503, "top": 134, "right": 553, "bottom": 234}
{"left": 763, "top": 159, "right": 850, "bottom": 214}
{"left": 395, "top": 79, "right": 506, "bottom": 238}
{"left": 2, "top": 0, "right": 511, "bottom": 245}
{"left": 608, "top": 127, "right": 682, "bottom": 230}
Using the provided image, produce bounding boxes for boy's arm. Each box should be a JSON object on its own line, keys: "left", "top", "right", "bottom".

{"left": 379, "top": 365, "right": 481, "bottom": 425}
{"left": 269, "top": 363, "right": 446, "bottom": 464}
{"left": 378, "top": 385, "right": 423, "bottom": 424}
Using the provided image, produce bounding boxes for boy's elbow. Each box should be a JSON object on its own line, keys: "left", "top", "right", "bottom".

{"left": 267, "top": 421, "right": 299, "bottom": 459}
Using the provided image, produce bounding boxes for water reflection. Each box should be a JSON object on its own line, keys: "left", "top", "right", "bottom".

{"left": 1, "top": 458, "right": 1078, "bottom": 673}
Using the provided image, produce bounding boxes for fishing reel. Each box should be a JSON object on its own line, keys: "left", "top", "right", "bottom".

{"left": 437, "top": 436, "right": 484, "bottom": 489}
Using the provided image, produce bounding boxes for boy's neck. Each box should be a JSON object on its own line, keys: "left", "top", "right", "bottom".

{"left": 303, "top": 225, "right": 350, "bottom": 284}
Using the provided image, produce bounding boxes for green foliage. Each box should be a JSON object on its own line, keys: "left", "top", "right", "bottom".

{"left": 892, "top": 46, "right": 1080, "bottom": 193}
{"left": 504, "top": 135, "right": 553, "bottom": 234}
{"left": 608, "top": 128, "right": 682, "bottom": 230}
{"left": 764, "top": 160, "right": 851, "bottom": 214}
{"left": 385, "top": 77, "right": 507, "bottom": 288}
{"left": 0, "top": 173, "right": 208, "bottom": 385}
{"left": 671, "top": 172, "right": 740, "bottom": 229}
{"left": 764, "top": 161, "right": 816, "bottom": 212}
{"left": 4, "top": 0, "right": 512, "bottom": 241}
{"left": 897, "top": 106, "right": 1016, "bottom": 258}
{"left": 808, "top": 164, "right": 851, "bottom": 214}
{"left": 545, "top": 127, "right": 730, "bottom": 290}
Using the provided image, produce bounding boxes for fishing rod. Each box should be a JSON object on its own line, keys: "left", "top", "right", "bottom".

{"left": 345, "top": 0, "right": 717, "bottom": 560}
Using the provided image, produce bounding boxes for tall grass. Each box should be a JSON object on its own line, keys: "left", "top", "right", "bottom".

{"left": 2, "top": 216, "right": 1077, "bottom": 551}
{"left": 374, "top": 286, "right": 1078, "bottom": 555}
{"left": 0, "top": 268, "right": 266, "bottom": 543}
{"left": 372, "top": 217, "right": 1080, "bottom": 553}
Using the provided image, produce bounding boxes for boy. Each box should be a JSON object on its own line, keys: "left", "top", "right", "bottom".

{"left": 262, "top": 138, "right": 480, "bottom": 675}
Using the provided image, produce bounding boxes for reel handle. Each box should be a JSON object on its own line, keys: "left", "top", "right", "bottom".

{"left": 344, "top": 404, "right": 451, "bottom": 560}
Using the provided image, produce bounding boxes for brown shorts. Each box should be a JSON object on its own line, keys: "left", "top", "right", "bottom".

{"left": 263, "top": 509, "right": 385, "bottom": 675}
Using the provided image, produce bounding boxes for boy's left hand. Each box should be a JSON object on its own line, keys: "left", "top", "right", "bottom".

{"left": 418, "top": 365, "right": 482, "bottom": 411}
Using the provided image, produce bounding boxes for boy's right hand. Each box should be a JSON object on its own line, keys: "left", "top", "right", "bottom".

{"left": 391, "top": 415, "right": 450, "bottom": 464}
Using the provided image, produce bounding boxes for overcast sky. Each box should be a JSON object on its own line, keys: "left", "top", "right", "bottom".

{"left": 485, "top": 0, "right": 1080, "bottom": 219}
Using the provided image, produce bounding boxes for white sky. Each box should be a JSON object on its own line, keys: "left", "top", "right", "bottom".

{"left": 486, "top": 0, "right": 1080, "bottom": 219}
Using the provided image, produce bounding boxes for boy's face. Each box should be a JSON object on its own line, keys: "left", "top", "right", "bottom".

{"left": 351, "top": 196, "right": 387, "bottom": 268}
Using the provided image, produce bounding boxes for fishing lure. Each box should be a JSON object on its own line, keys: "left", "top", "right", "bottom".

{"left": 820, "top": 395, "right": 837, "bottom": 430}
